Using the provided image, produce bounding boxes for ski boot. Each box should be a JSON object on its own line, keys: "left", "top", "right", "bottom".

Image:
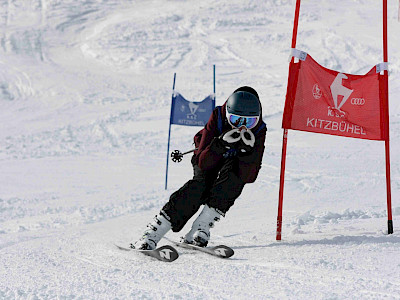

{"left": 181, "top": 205, "right": 222, "bottom": 247}
{"left": 131, "top": 214, "right": 172, "bottom": 250}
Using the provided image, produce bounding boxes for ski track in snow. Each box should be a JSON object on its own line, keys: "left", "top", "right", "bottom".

{"left": 1, "top": 0, "right": 400, "bottom": 299}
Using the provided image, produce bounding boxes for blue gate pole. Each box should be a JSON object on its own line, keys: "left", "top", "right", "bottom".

{"left": 165, "top": 73, "right": 177, "bottom": 190}
{"left": 213, "top": 65, "right": 216, "bottom": 108}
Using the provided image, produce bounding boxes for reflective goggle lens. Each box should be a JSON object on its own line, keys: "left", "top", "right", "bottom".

{"left": 229, "top": 114, "right": 259, "bottom": 129}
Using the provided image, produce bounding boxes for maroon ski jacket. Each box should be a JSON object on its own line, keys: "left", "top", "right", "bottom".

{"left": 193, "top": 102, "right": 267, "bottom": 183}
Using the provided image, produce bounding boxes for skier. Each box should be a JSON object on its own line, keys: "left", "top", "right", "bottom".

{"left": 132, "top": 86, "right": 267, "bottom": 250}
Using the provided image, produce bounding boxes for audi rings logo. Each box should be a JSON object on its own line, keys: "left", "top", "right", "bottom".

{"left": 350, "top": 98, "right": 365, "bottom": 105}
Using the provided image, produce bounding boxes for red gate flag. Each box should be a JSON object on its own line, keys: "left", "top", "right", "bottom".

{"left": 282, "top": 52, "right": 388, "bottom": 141}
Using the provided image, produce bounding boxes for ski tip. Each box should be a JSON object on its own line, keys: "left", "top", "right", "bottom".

{"left": 212, "top": 245, "right": 234, "bottom": 258}
{"left": 114, "top": 244, "right": 132, "bottom": 251}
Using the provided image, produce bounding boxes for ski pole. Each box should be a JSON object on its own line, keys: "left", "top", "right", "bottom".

{"left": 171, "top": 148, "right": 197, "bottom": 163}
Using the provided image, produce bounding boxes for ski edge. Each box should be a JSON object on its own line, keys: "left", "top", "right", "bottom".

{"left": 170, "top": 240, "right": 234, "bottom": 258}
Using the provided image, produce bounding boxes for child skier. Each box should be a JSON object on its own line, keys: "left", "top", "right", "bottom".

{"left": 132, "top": 86, "right": 267, "bottom": 250}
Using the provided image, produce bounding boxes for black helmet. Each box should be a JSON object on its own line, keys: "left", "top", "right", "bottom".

{"left": 226, "top": 86, "right": 260, "bottom": 117}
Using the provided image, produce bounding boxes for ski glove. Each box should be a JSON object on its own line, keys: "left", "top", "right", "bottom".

{"left": 210, "top": 128, "right": 240, "bottom": 157}
{"left": 221, "top": 128, "right": 241, "bottom": 144}
{"left": 221, "top": 128, "right": 242, "bottom": 158}
{"left": 236, "top": 128, "right": 255, "bottom": 155}
{"left": 210, "top": 128, "right": 255, "bottom": 157}
{"left": 240, "top": 128, "right": 255, "bottom": 147}
{"left": 222, "top": 147, "right": 237, "bottom": 158}
{"left": 209, "top": 137, "right": 232, "bottom": 155}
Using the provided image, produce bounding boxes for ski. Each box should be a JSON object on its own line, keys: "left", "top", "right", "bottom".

{"left": 171, "top": 241, "right": 234, "bottom": 258}
{"left": 115, "top": 244, "right": 179, "bottom": 262}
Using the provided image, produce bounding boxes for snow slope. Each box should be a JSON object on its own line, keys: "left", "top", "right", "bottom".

{"left": 1, "top": 0, "right": 400, "bottom": 298}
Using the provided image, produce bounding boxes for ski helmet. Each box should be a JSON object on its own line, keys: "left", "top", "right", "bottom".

{"left": 226, "top": 87, "right": 261, "bottom": 117}
{"left": 226, "top": 86, "right": 261, "bottom": 129}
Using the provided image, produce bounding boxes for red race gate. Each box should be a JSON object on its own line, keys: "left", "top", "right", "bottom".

{"left": 276, "top": 0, "right": 393, "bottom": 240}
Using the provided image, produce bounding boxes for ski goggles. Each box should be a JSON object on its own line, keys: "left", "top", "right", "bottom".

{"left": 227, "top": 113, "right": 259, "bottom": 129}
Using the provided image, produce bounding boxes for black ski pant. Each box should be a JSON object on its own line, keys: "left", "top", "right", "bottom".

{"left": 161, "top": 158, "right": 245, "bottom": 232}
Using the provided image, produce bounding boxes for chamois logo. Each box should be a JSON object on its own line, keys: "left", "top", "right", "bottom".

{"left": 330, "top": 73, "right": 353, "bottom": 112}
{"left": 187, "top": 102, "right": 199, "bottom": 120}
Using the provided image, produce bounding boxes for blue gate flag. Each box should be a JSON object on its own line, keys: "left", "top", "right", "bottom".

{"left": 165, "top": 68, "right": 216, "bottom": 190}
{"left": 170, "top": 93, "right": 215, "bottom": 126}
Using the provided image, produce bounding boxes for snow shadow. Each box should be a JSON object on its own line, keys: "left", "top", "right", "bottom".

{"left": 234, "top": 234, "right": 400, "bottom": 249}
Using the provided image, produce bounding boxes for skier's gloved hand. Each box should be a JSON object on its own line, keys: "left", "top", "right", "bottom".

{"left": 210, "top": 128, "right": 241, "bottom": 157}
{"left": 209, "top": 137, "right": 227, "bottom": 155}
{"left": 236, "top": 140, "right": 253, "bottom": 155}
{"left": 240, "top": 128, "right": 255, "bottom": 147}
{"left": 223, "top": 147, "right": 237, "bottom": 158}
{"left": 236, "top": 128, "right": 255, "bottom": 156}
{"left": 220, "top": 128, "right": 241, "bottom": 158}
{"left": 210, "top": 138, "right": 237, "bottom": 157}
{"left": 221, "top": 128, "right": 241, "bottom": 144}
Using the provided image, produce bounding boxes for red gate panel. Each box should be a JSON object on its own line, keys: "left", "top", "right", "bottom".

{"left": 282, "top": 54, "right": 386, "bottom": 141}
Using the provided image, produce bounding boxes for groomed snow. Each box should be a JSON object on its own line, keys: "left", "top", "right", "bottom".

{"left": 1, "top": 0, "right": 400, "bottom": 299}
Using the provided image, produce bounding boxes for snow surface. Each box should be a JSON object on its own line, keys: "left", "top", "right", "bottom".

{"left": 1, "top": 0, "right": 400, "bottom": 299}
